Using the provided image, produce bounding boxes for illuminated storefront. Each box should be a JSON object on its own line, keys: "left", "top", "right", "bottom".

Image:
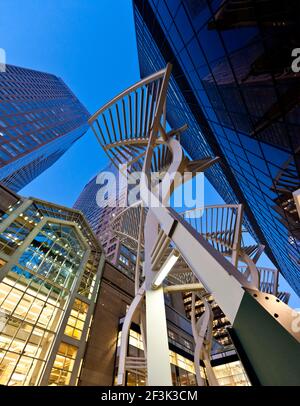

{"left": 115, "top": 329, "right": 249, "bottom": 386}
{"left": 0, "top": 187, "right": 104, "bottom": 386}
{"left": 213, "top": 361, "right": 250, "bottom": 386}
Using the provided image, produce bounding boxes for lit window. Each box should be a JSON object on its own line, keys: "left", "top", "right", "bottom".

{"left": 49, "top": 342, "right": 78, "bottom": 386}
{"left": 213, "top": 361, "right": 250, "bottom": 386}
{"left": 64, "top": 299, "right": 89, "bottom": 340}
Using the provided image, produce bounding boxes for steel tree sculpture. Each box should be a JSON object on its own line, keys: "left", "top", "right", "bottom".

{"left": 89, "top": 65, "right": 300, "bottom": 386}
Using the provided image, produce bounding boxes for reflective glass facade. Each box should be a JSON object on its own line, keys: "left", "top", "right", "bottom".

{"left": 0, "top": 64, "right": 90, "bottom": 191}
{"left": 133, "top": 0, "right": 300, "bottom": 295}
{"left": 0, "top": 187, "right": 103, "bottom": 386}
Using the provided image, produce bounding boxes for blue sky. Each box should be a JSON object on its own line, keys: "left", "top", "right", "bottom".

{"left": 1, "top": 0, "right": 139, "bottom": 205}
{"left": 1, "top": 0, "right": 299, "bottom": 307}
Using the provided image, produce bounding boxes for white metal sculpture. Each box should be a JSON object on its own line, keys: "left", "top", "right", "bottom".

{"left": 89, "top": 64, "right": 300, "bottom": 386}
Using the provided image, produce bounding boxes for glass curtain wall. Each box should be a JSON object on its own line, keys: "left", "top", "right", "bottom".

{"left": 0, "top": 198, "right": 103, "bottom": 386}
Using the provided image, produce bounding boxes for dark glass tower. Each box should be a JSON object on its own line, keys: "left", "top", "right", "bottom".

{"left": 132, "top": 0, "right": 300, "bottom": 295}
{"left": 0, "top": 64, "right": 90, "bottom": 191}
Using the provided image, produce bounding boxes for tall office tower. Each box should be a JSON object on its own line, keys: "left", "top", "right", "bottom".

{"left": 0, "top": 64, "right": 90, "bottom": 192}
{"left": 0, "top": 183, "right": 104, "bottom": 386}
{"left": 74, "top": 163, "right": 137, "bottom": 278}
{"left": 133, "top": 0, "right": 300, "bottom": 295}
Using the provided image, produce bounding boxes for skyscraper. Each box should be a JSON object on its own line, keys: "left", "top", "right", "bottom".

{"left": 74, "top": 163, "right": 137, "bottom": 278}
{"left": 132, "top": 0, "right": 300, "bottom": 296}
{"left": 0, "top": 64, "right": 90, "bottom": 192}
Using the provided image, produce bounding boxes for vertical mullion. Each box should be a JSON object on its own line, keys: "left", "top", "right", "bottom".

{"left": 128, "top": 94, "right": 133, "bottom": 139}
{"left": 122, "top": 99, "right": 128, "bottom": 139}
{"left": 102, "top": 114, "right": 112, "bottom": 144}
{"left": 134, "top": 91, "right": 138, "bottom": 139}
{"left": 109, "top": 108, "right": 117, "bottom": 143}
{"left": 143, "top": 84, "right": 150, "bottom": 138}
{"left": 115, "top": 104, "right": 122, "bottom": 141}
{"left": 139, "top": 87, "right": 144, "bottom": 138}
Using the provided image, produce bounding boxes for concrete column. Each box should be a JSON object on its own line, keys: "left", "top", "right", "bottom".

{"left": 145, "top": 287, "right": 172, "bottom": 385}
{"left": 144, "top": 211, "right": 172, "bottom": 386}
